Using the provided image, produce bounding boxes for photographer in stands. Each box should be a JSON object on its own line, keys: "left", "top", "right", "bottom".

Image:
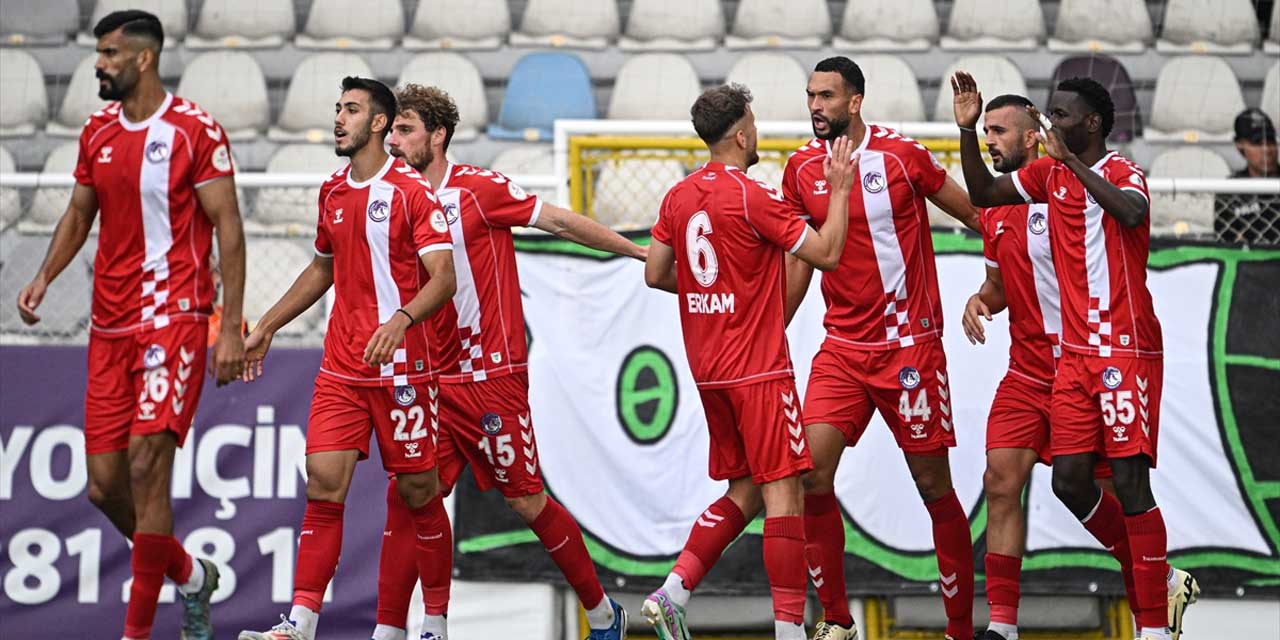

{"left": 1217, "top": 108, "right": 1280, "bottom": 244}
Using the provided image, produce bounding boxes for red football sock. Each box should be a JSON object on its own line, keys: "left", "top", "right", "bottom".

{"left": 529, "top": 496, "right": 605, "bottom": 610}
{"left": 803, "top": 492, "right": 852, "bottom": 627}
{"left": 166, "top": 536, "right": 193, "bottom": 585}
{"left": 123, "top": 533, "right": 174, "bottom": 639}
{"left": 926, "top": 490, "right": 975, "bottom": 640}
{"left": 763, "top": 516, "right": 807, "bottom": 625}
{"left": 376, "top": 481, "right": 417, "bottom": 628}
{"left": 672, "top": 496, "right": 747, "bottom": 591}
{"left": 984, "top": 553, "right": 1022, "bottom": 626}
{"left": 1125, "top": 508, "right": 1171, "bottom": 630}
{"left": 411, "top": 493, "right": 452, "bottom": 616}
{"left": 1081, "top": 491, "right": 1138, "bottom": 615}
{"left": 292, "top": 499, "right": 345, "bottom": 612}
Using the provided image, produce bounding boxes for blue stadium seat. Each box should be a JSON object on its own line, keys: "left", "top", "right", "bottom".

{"left": 487, "top": 52, "right": 597, "bottom": 142}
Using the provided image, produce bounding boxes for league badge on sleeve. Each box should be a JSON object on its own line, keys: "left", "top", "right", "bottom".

{"left": 430, "top": 209, "right": 449, "bottom": 233}
{"left": 507, "top": 181, "right": 528, "bottom": 201}
{"left": 211, "top": 144, "right": 232, "bottom": 173}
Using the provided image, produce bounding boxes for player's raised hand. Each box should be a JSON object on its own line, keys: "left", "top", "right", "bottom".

{"left": 16, "top": 277, "right": 47, "bottom": 325}
{"left": 951, "top": 71, "right": 983, "bottom": 130}
{"left": 364, "top": 312, "right": 410, "bottom": 366}
{"left": 1027, "top": 105, "right": 1075, "bottom": 163}
{"left": 241, "top": 328, "right": 274, "bottom": 382}
{"left": 823, "top": 136, "right": 858, "bottom": 194}
{"left": 211, "top": 326, "right": 246, "bottom": 387}
{"left": 962, "top": 292, "right": 992, "bottom": 345}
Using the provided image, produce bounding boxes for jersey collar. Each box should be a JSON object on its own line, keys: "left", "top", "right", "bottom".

{"left": 438, "top": 161, "right": 456, "bottom": 190}
{"left": 118, "top": 92, "right": 173, "bottom": 132}
{"left": 346, "top": 154, "right": 395, "bottom": 189}
{"left": 822, "top": 125, "right": 872, "bottom": 158}
{"left": 1090, "top": 151, "right": 1118, "bottom": 171}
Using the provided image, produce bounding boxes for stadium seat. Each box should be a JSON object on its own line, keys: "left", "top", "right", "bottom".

{"left": 245, "top": 237, "right": 324, "bottom": 336}
{"left": 927, "top": 166, "right": 969, "bottom": 229}
{"left": 1261, "top": 62, "right": 1279, "bottom": 121}
{"left": 510, "top": 0, "right": 620, "bottom": 50}
{"left": 297, "top": 0, "right": 405, "bottom": 49}
{"left": 47, "top": 54, "right": 103, "bottom": 138}
{"left": 186, "top": 0, "right": 296, "bottom": 49}
{"left": 1157, "top": 0, "right": 1259, "bottom": 55}
{"left": 27, "top": 142, "right": 79, "bottom": 228}
{"left": 606, "top": 53, "right": 701, "bottom": 121}
{"left": 941, "top": 0, "right": 1044, "bottom": 51}
{"left": 490, "top": 145, "right": 559, "bottom": 204}
{"left": 404, "top": 0, "right": 510, "bottom": 50}
{"left": 1267, "top": 4, "right": 1279, "bottom": 54}
{"left": 487, "top": 52, "right": 596, "bottom": 142}
{"left": 593, "top": 158, "right": 685, "bottom": 229}
{"left": 1148, "top": 147, "right": 1231, "bottom": 236}
{"left": 252, "top": 145, "right": 347, "bottom": 230}
{"left": 1048, "top": 55, "right": 1142, "bottom": 142}
{"left": 747, "top": 160, "right": 783, "bottom": 190}
{"left": 834, "top": 0, "right": 938, "bottom": 51}
{"left": 619, "top": 0, "right": 725, "bottom": 51}
{"left": 0, "top": 50, "right": 47, "bottom": 138}
{"left": 1146, "top": 56, "right": 1245, "bottom": 142}
{"left": 0, "top": 232, "right": 92, "bottom": 338}
{"left": 0, "top": 0, "right": 79, "bottom": 46}
{"left": 78, "top": 0, "right": 188, "bottom": 47}
{"left": 0, "top": 147, "right": 20, "bottom": 230}
{"left": 1048, "top": 0, "right": 1152, "bottom": 52}
{"left": 932, "top": 55, "right": 1027, "bottom": 123}
{"left": 857, "top": 54, "right": 927, "bottom": 123}
{"left": 397, "top": 54, "right": 488, "bottom": 142}
{"left": 175, "top": 52, "right": 269, "bottom": 140}
{"left": 269, "top": 53, "right": 375, "bottom": 142}
{"left": 726, "top": 0, "right": 831, "bottom": 49}
{"left": 725, "top": 53, "right": 809, "bottom": 121}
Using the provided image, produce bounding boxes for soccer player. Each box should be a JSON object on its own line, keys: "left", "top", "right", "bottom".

{"left": 236, "top": 77, "right": 457, "bottom": 640}
{"left": 371, "top": 83, "right": 644, "bottom": 640}
{"left": 642, "top": 83, "right": 856, "bottom": 640}
{"left": 952, "top": 72, "right": 1186, "bottom": 640}
{"left": 781, "top": 57, "right": 982, "bottom": 640}
{"left": 15, "top": 10, "right": 243, "bottom": 640}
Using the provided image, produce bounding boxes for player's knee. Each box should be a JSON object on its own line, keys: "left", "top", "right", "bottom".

{"left": 982, "top": 465, "right": 1022, "bottom": 503}
{"left": 1050, "top": 466, "right": 1093, "bottom": 514}
{"left": 127, "top": 448, "right": 162, "bottom": 493}
{"left": 395, "top": 473, "right": 440, "bottom": 510}
{"left": 86, "top": 477, "right": 126, "bottom": 511}
{"left": 506, "top": 492, "right": 546, "bottom": 522}
{"left": 304, "top": 468, "right": 350, "bottom": 502}
{"left": 801, "top": 467, "right": 836, "bottom": 494}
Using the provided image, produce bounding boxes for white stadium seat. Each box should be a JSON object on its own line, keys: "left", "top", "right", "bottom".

{"left": 296, "top": 0, "right": 405, "bottom": 50}
{"left": 927, "top": 166, "right": 968, "bottom": 229}
{"left": 593, "top": 159, "right": 685, "bottom": 229}
{"left": 858, "top": 54, "right": 927, "bottom": 123}
{"left": 78, "top": 0, "right": 188, "bottom": 47}
{"left": 619, "top": 0, "right": 725, "bottom": 51}
{"left": 490, "top": 145, "right": 559, "bottom": 205}
{"left": 1261, "top": 63, "right": 1280, "bottom": 122}
{"left": 269, "top": 53, "right": 375, "bottom": 142}
{"left": 27, "top": 142, "right": 80, "bottom": 228}
{"left": 1048, "top": 0, "right": 1152, "bottom": 52}
{"left": 607, "top": 53, "right": 701, "bottom": 120}
{"left": 253, "top": 145, "right": 348, "bottom": 230}
{"left": 0, "top": 147, "right": 20, "bottom": 230}
{"left": 175, "top": 52, "right": 269, "bottom": 140}
{"left": 47, "top": 55, "right": 104, "bottom": 138}
{"left": 932, "top": 55, "right": 1027, "bottom": 123}
{"left": 1157, "top": 0, "right": 1259, "bottom": 55}
{"left": 1148, "top": 147, "right": 1231, "bottom": 236}
{"left": 747, "top": 160, "right": 783, "bottom": 191}
{"left": 187, "top": 0, "right": 296, "bottom": 49}
{"left": 245, "top": 237, "right": 324, "bottom": 336}
{"left": 1267, "top": 4, "right": 1279, "bottom": 54}
{"left": 941, "top": 0, "right": 1044, "bottom": 51}
{"left": 0, "top": 50, "right": 47, "bottom": 138}
{"left": 397, "top": 53, "right": 489, "bottom": 142}
{"left": 0, "top": 0, "right": 79, "bottom": 46}
{"left": 1146, "top": 56, "right": 1245, "bottom": 142}
{"left": 405, "top": 0, "right": 511, "bottom": 50}
{"left": 726, "top": 0, "right": 831, "bottom": 49}
{"left": 725, "top": 53, "right": 809, "bottom": 121}
{"left": 834, "top": 0, "right": 938, "bottom": 51}
{"left": 510, "top": 0, "right": 620, "bottom": 50}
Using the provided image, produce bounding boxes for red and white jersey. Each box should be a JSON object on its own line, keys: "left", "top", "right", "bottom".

{"left": 652, "top": 162, "right": 809, "bottom": 389}
{"left": 73, "top": 93, "right": 235, "bottom": 334}
{"left": 1012, "top": 152, "right": 1162, "bottom": 358}
{"left": 315, "top": 156, "right": 453, "bottom": 387}
{"left": 982, "top": 202, "right": 1061, "bottom": 385}
{"left": 782, "top": 127, "right": 948, "bottom": 350}
{"left": 425, "top": 163, "right": 543, "bottom": 384}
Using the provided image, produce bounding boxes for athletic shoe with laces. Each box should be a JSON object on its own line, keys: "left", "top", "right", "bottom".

{"left": 641, "top": 588, "right": 690, "bottom": 640}
{"left": 420, "top": 634, "right": 443, "bottom": 640}
{"left": 813, "top": 620, "right": 859, "bottom": 639}
{"left": 980, "top": 630, "right": 1009, "bottom": 640}
{"left": 238, "top": 615, "right": 307, "bottom": 640}
{"left": 584, "top": 597, "right": 628, "bottom": 640}
{"left": 1167, "top": 567, "right": 1200, "bottom": 640}
{"left": 179, "top": 558, "right": 219, "bottom": 640}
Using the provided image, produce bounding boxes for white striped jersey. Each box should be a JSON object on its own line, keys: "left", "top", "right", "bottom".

{"left": 982, "top": 202, "right": 1061, "bottom": 384}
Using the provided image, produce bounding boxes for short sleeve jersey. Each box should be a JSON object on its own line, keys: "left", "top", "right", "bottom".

{"left": 73, "top": 94, "right": 235, "bottom": 334}
{"left": 1011, "top": 153, "right": 1162, "bottom": 358}
{"left": 781, "top": 126, "right": 948, "bottom": 350}
{"left": 652, "top": 162, "right": 809, "bottom": 389}
{"left": 314, "top": 156, "right": 453, "bottom": 386}
{"left": 424, "top": 163, "right": 544, "bottom": 384}
{"left": 981, "top": 202, "right": 1061, "bottom": 383}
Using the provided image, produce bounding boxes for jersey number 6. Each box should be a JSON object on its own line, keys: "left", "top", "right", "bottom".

{"left": 686, "top": 211, "right": 719, "bottom": 287}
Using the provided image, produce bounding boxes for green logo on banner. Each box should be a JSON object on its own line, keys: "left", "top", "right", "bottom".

{"left": 616, "top": 345, "right": 678, "bottom": 444}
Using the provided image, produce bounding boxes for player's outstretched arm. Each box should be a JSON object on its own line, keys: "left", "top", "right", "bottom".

{"left": 782, "top": 253, "right": 814, "bottom": 328}
{"left": 16, "top": 183, "right": 98, "bottom": 325}
{"left": 1027, "top": 105, "right": 1149, "bottom": 228}
{"left": 532, "top": 203, "right": 647, "bottom": 260}
{"left": 363, "top": 250, "right": 457, "bottom": 366}
{"left": 198, "top": 176, "right": 246, "bottom": 386}
{"left": 792, "top": 136, "right": 856, "bottom": 271}
{"left": 644, "top": 240, "right": 678, "bottom": 293}
{"left": 962, "top": 265, "right": 1006, "bottom": 345}
{"left": 242, "top": 255, "right": 334, "bottom": 381}
{"left": 952, "top": 71, "right": 1025, "bottom": 207}
{"left": 927, "top": 176, "right": 982, "bottom": 233}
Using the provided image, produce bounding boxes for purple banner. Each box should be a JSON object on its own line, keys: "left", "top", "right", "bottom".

{"left": 0, "top": 346, "right": 396, "bottom": 638}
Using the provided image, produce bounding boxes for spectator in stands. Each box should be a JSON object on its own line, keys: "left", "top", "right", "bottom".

{"left": 1216, "top": 108, "right": 1279, "bottom": 244}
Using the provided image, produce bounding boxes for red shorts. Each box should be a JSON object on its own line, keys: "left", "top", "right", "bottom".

{"left": 84, "top": 322, "right": 208, "bottom": 455}
{"left": 1051, "top": 353, "right": 1163, "bottom": 467}
{"left": 987, "top": 369, "right": 1114, "bottom": 479}
{"left": 698, "top": 376, "right": 812, "bottom": 484}
{"left": 803, "top": 340, "right": 957, "bottom": 453}
{"left": 436, "top": 372, "right": 544, "bottom": 498}
{"left": 306, "top": 374, "right": 438, "bottom": 474}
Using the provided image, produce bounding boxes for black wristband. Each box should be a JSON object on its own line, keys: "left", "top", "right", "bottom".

{"left": 395, "top": 308, "right": 415, "bottom": 326}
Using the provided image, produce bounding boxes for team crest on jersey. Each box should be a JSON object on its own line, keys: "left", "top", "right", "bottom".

{"left": 862, "top": 172, "right": 886, "bottom": 193}
{"left": 1085, "top": 190, "right": 1096, "bottom": 206}
{"left": 145, "top": 141, "right": 169, "bottom": 163}
{"left": 394, "top": 385, "right": 417, "bottom": 407}
{"left": 507, "top": 181, "right": 528, "bottom": 201}
{"left": 443, "top": 202, "right": 459, "bottom": 224}
{"left": 430, "top": 209, "right": 449, "bottom": 233}
{"left": 1028, "top": 211, "right": 1048, "bottom": 235}
{"left": 481, "top": 412, "right": 503, "bottom": 435}
{"left": 367, "top": 199, "right": 390, "bottom": 222}
{"left": 1102, "top": 366, "right": 1123, "bottom": 390}
{"left": 898, "top": 366, "right": 921, "bottom": 389}
{"left": 143, "top": 344, "right": 166, "bottom": 369}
